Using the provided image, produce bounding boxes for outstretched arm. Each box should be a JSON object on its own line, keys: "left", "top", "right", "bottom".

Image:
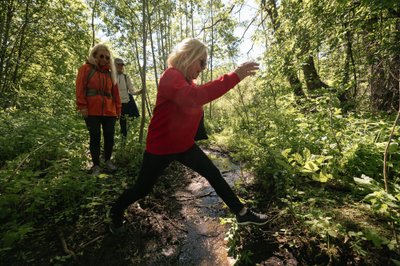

{"left": 234, "top": 61, "right": 260, "bottom": 81}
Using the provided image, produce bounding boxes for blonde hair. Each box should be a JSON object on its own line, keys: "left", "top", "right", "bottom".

{"left": 167, "top": 38, "right": 208, "bottom": 80}
{"left": 87, "top": 43, "right": 117, "bottom": 85}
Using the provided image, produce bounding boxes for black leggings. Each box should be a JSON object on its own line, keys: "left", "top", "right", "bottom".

{"left": 111, "top": 144, "right": 244, "bottom": 217}
{"left": 85, "top": 116, "right": 116, "bottom": 166}
{"left": 119, "top": 115, "right": 128, "bottom": 138}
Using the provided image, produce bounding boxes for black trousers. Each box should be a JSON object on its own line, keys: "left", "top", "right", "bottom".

{"left": 119, "top": 102, "right": 130, "bottom": 138}
{"left": 120, "top": 101, "right": 139, "bottom": 138}
{"left": 85, "top": 116, "right": 116, "bottom": 166}
{"left": 119, "top": 114, "right": 128, "bottom": 138}
{"left": 111, "top": 144, "right": 244, "bottom": 217}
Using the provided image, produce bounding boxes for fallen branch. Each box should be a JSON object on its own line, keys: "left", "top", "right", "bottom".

{"left": 9, "top": 138, "right": 56, "bottom": 180}
{"left": 79, "top": 234, "right": 105, "bottom": 249}
{"left": 174, "top": 192, "right": 214, "bottom": 202}
{"left": 58, "top": 229, "right": 78, "bottom": 262}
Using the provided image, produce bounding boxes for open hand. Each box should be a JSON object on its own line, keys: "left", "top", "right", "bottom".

{"left": 78, "top": 108, "right": 88, "bottom": 118}
{"left": 234, "top": 61, "right": 260, "bottom": 81}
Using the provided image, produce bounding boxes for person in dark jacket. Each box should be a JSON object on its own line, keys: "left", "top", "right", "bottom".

{"left": 76, "top": 44, "right": 121, "bottom": 175}
{"left": 109, "top": 38, "right": 268, "bottom": 234}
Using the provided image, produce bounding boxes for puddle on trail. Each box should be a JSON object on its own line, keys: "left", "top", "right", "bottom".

{"left": 176, "top": 149, "right": 243, "bottom": 266}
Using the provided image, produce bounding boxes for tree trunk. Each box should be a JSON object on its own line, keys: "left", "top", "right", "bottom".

{"left": 298, "top": 31, "right": 328, "bottom": 92}
{"left": 146, "top": 0, "right": 156, "bottom": 111}
{"left": 91, "top": 0, "right": 97, "bottom": 47}
{"left": 262, "top": 0, "right": 304, "bottom": 97}
{"left": 190, "top": 0, "right": 194, "bottom": 37}
{"left": 12, "top": 0, "right": 30, "bottom": 85}
{"left": 138, "top": 0, "right": 148, "bottom": 143}
{"left": 339, "top": 24, "right": 358, "bottom": 108}
{"left": 302, "top": 54, "right": 328, "bottom": 91}
{"left": 286, "top": 63, "right": 303, "bottom": 97}
{"left": 208, "top": 0, "right": 214, "bottom": 119}
{"left": 369, "top": 11, "right": 400, "bottom": 112}
{"left": 0, "top": 0, "right": 14, "bottom": 100}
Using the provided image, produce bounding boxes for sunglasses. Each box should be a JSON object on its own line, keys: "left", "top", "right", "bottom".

{"left": 200, "top": 59, "right": 207, "bottom": 69}
{"left": 99, "top": 54, "right": 110, "bottom": 61}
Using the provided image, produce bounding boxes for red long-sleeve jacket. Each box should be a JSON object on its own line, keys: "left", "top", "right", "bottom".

{"left": 146, "top": 67, "right": 240, "bottom": 155}
{"left": 76, "top": 64, "right": 121, "bottom": 117}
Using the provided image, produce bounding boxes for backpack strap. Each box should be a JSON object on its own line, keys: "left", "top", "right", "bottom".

{"left": 84, "top": 64, "right": 97, "bottom": 96}
{"left": 87, "top": 67, "right": 97, "bottom": 84}
{"left": 85, "top": 64, "right": 112, "bottom": 97}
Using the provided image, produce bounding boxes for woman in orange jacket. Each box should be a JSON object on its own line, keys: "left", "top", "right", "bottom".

{"left": 76, "top": 44, "right": 121, "bottom": 175}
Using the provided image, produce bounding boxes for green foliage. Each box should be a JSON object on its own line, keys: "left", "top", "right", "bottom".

{"left": 221, "top": 218, "right": 255, "bottom": 265}
{"left": 354, "top": 175, "right": 400, "bottom": 248}
{"left": 0, "top": 108, "right": 145, "bottom": 262}
{"left": 0, "top": 0, "right": 91, "bottom": 109}
{"left": 212, "top": 78, "right": 400, "bottom": 261}
{"left": 281, "top": 147, "right": 334, "bottom": 183}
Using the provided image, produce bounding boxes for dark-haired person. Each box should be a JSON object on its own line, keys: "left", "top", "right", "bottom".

{"left": 76, "top": 44, "right": 121, "bottom": 175}
{"left": 109, "top": 38, "right": 268, "bottom": 234}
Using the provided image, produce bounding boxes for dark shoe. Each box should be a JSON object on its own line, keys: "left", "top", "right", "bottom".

{"left": 108, "top": 209, "right": 125, "bottom": 236}
{"left": 91, "top": 165, "right": 102, "bottom": 176}
{"left": 236, "top": 209, "right": 269, "bottom": 225}
{"left": 109, "top": 222, "right": 126, "bottom": 236}
{"left": 105, "top": 160, "right": 117, "bottom": 172}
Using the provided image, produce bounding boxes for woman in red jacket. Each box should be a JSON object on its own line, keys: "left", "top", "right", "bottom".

{"left": 109, "top": 38, "right": 267, "bottom": 234}
{"left": 76, "top": 44, "right": 121, "bottom": 175}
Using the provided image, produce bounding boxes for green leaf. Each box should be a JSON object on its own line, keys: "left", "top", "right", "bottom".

{"left": 328, "top": 229, "right": 338, "bottom": 238}
{"left": 301, "top": 161, "right": 319, "bottom": 173}
{"left": 293, "top": 153, "right": 304, "bottom": 164}
{"left": 354, "top": 174, "right": 380, "bottom": 190}
{"left": 281, "top": 148, "right": 292, "bottom": 158}
{"left": 303, "top": 148, "right": 312, "bottom": 161}
{"left": 388, "top": 142, "right": 399, "bottom": 153}
{"left": 364, "top": 229, "right": 388, "bottom": 248}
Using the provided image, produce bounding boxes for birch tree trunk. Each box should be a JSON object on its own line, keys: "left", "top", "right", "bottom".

{"left": 139, "top": 0, "right": 148, "bottom": 143}
{"left": 91, "top": 0, "right": 97, "bottom": 47}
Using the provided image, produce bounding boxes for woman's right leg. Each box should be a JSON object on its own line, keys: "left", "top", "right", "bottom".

{"left": 84, "top": 116, "right": 101, "bottom": 166}
{"left": 119, "top": 116, "right": 127, "bottom": 138}
{"left": 102, "top": 116, "right": 116, "bottom": 162}
{"left": 120, "top": 103, "right": 128, "bottom": 138}
{"left": 110, "top": 152, "right": 173, "bottom": 226}
{"left": 178, "top": 144, "right": 244, "bottom": 215}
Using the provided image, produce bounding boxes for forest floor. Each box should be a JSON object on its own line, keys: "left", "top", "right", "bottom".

{"left": 5, "top": 147, "right": 398, "bottom": 265}
{"left": 78, "top": 147, "right": 272, "bottom": 266}
{"left": 64, "top": 147, "right": 318, "bottom": 265}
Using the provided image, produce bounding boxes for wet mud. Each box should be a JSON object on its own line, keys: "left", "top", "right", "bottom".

{"left": 176, "top": 148, "right": 240, "bottom": 265}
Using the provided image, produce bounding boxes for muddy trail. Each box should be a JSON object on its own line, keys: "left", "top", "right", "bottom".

{"left": 4, "top": 146, "right": 396, "bottom": 265}
{"left": 77, "top": 148, "right": 288, "bottom": 266}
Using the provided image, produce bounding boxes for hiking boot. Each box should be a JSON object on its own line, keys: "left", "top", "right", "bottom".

{"left": 109, "top": 211, "right": 125, "bottom": 236}
{"left": 109, "top": 221, "right": 126, "bottom": 236}
{"left": 91, "top": 165, "right": 102, "bottom": 176}
{"left": 236, "top": 209, "right": 269, "bottom": 225}
{"left": 105, "top": 160, "right": 117, "bottom": 172}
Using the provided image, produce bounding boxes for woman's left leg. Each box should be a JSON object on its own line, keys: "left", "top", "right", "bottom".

{"left": 178, "top": 144, "right": 244, "bottom": 215}
{"left": 101, "top": 116, "right": 116, "bottom": 161}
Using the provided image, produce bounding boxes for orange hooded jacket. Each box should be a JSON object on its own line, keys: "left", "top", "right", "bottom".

{"left": 76, "top": 63, "right": 121, "bottom": 117}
